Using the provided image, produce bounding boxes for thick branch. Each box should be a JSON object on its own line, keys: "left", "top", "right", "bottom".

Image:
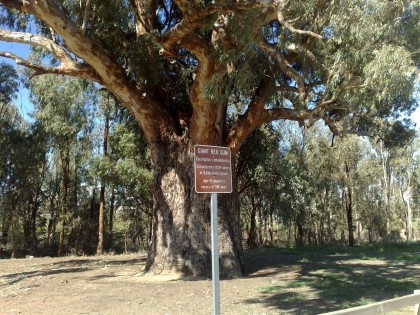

{"left": 0, "top": 28, "right": 74, "bottom": 63}
{"left": 227, "top": 80, "right": 274, "bottom": 155}
{"left": 0, "top": 27, "right": 101, "bottom": 81}
{"left": 159, "top": 1, "right": 273, "bottom": 56}
{"left": 286, "top": 43, "right": 328, "bottom": 72}
{"left": 323, "top": 115, "right": 371, "bottom": 139}
{"left": 277, "top": 10, "right": 322, "bottom": 39}
{"left": 189, "top": 58, "right": 226, "bottom": 145}
{"left": 227, "top": 104, "right": 312, "bottom": 155}
{"left": 258, "top": 39, "right": 307, "bottom": 105}
{"left": 0, "top": 51, "right": 100, "bottom": 81}
{"left": 0, "top": 0, "right": 176, "bottom": 147}
{"left": 128, "top": 0, "right": 158, "bottom": 35}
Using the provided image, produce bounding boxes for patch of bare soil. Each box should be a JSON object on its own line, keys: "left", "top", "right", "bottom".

{"left": 0, "top": 249, "right": 417, "bottom": 314}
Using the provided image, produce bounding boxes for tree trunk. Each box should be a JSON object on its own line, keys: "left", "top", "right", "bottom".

{"left": 11, "top": 213, "right": 18, "bottom": 259}
{"left": 145, "top": 140, "right": 245, "bottom": 277}
{"left": 1, "top": 212, "right": 10, "bottom": 254}
{"left": 400, "top": 186, "right": 413, "bottom": 241}
{"left": 344, "top": 161, "right": 354, "bottom": 247}
{"left": 46, "top": 172, "right": 59, "bottom": 250}
{"left": 247, "top": 196, "right": 258, "bottom": 249}
{"left": 296, "top": 223, "right": 304, "bottom": 247}
{"left": 258, "top": 205, "right": 263, "bottom": 245}
{"left": 327, "top": 210, "right": 333, "bottom": 244}
{"left": 58, "top": 147, "right": 70, "bottom": 256}
{"left": 46, "top": 197, "right": 56, "bottom": 248}
{"left": 97, "top": 107, "right": 109, "bottom": 255}
{"left": 268, "top": 206, "right": 274, "bottom": 244}
{"left": 97, "top": 186, "right": 105, "bottom": 254}
{"left": 380, "top": 141, "right": 392, "bottom": 235}
{"left": 107, "top": 186, "right": 115, "bottom": 250}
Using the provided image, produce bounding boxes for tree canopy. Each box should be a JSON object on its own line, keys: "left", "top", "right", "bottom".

{"left": 0, "top": 0, "right": 418, "bottom": 153}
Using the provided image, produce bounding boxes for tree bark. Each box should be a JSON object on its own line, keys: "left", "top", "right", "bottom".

{"left": 107, "top": 186, "right": 115, "bottom": 250}
{"left": 58, "top": 146, "right": 70, "bottom": 256}
{"left": 97, "top": 105, "right": 110, "bottom": 255}
{"left": 380, "top": 141, "right": 392, "bottom": 234}
{"left": 45, "top": 174, "right": 58, "bottom": 250}
{"left": 145, "top": 140, "right": 245, "bottom": 277}
{"left": 400, "top": 186, "right": 413, "bottom": 241}
{"left": 344, "top": 161, "right": 354, "bottom": 247}
{"left": 247, "top": 196, "right": 258, "bottom": 249}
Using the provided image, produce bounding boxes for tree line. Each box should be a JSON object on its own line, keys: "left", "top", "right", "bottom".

{"left": 1, "top": 65, "right": 152, "bottom": 257}
{"left": 1, "top": 62, "right": 418, "bottom": 258}
{"left": 238, "top": 122, "right": 419, "bottom": 249}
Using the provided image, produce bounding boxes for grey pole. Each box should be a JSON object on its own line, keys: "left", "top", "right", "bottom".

{"left": 210, "top": 193, "right": 220, "bottom": 315}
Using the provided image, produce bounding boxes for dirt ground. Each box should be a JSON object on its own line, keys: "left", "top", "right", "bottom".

{"left": 0, "top": 249, "right": 418, "bottom": 315}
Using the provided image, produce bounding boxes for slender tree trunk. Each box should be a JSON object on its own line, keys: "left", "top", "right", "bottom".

{"left": 148, "top": 211, "right": 153, "bottom": 243}
{"left": 269, "top": 206, "right": 274, "bottom": 244}
{"left": 322, "top": 186, "right": 330, "bottom": 245}
{"left": 145, "top": 140, "right": 244, "bottom": 277}
{"left": 23, "top": 204, "right": 31, "bottom": 252}
{"left": 107, "top": 186, "right": 115, "bottom": 250}
{"left": 258, "top": 205, "right": 263, "bottom": 245}
{"left": 30, "top": 195, "right": 40, "bottom": 253}
{"left": 46, "top": 194, "right": 55, "bottom": 248}
{"left": 46, "top": 173, "right": 58, "bottom": 249}
{"left": 344, "top": 161, "right": 354, "bottom": 247}
{"left": 58, "top": 147, "right": 70, "bottom": 256}
{"left": 400, "top": 186, "right": 413, "bottom": 241}
{"left": 327, "top": 210, "right": 333, "bottom": 244}
{"left": 11, "top": 213, "right": 18, "bottom": 259}
{"left": 97, "top": 99, "right": 110, "bottom": 255}
{"left": 297, "top": 223, "right": 304, "bottom": 247}
{"left": 380, "top": 141, "right": 392, "bottom": 234}
{"left": 319, "top": 206, "right": 325, "bottom": 245}
{"left": 247, "top": 196, "right": 258, "bottom": 249}
{"left": 287, "top": 220, "right": 291, "bottom": 248}
{"left": 1, "top": 212, "right": 11, "bottom": 254}
{"left": 341, "top": 187, "right": 347, "bottom": 245}
{"left": 97, "top": 185, "right": 105, "bottom": 254}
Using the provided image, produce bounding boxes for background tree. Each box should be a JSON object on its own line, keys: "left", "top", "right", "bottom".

{"left": 0, "top": 0, "right": 418, "bottom": 275}
{"left": 0, "top": 62, "right": 49, "bottom": 257}
{"left": 29, "top": 74, "right": 96, "bottom": 255}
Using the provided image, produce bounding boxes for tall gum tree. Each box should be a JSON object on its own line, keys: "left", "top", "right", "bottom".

{"left": 0, "top": 0, "right": 418, "bottom": 276}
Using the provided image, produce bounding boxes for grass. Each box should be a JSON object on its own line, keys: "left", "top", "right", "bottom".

{"left": 245, "top": 242, "right": 420, "bottom": 314}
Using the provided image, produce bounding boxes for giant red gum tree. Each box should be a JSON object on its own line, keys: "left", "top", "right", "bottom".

{"left": 0, "top": 0, "right": 417, "bottom": 276}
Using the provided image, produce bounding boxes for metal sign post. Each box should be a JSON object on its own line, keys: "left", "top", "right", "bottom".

{"left": 210, "top": 193, "right": 220, "bottom": 315}
{"left": 194, "top": 145, "right": 232, "bottom": 315}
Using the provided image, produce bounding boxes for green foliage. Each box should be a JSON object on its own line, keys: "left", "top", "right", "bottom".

{"left": 0, "top": 62, "right": 18, "bottom": 104}
{"left": 30, "top": 75, "right": 96, "bottom": 139}
{"left": 109, "top": 113, "right": 152, "bottom": 205}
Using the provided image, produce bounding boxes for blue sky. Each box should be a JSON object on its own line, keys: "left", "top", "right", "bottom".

{"left": 0, "top": 41, "right": 33, "bottom": 120}
{"left": 1, "top": 40, "right": 419, "bottom": 129}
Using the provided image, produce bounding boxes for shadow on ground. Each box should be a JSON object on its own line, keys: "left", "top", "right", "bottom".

{"left": 0, "top": 256, "right": 147, "bottom": 287}
{"left": 242, "top": 245, "right": 420, "bottom": 314}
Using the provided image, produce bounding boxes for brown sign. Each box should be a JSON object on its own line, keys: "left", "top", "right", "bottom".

{"left": 194, "top": 145, "right": 232, "bottom": 193}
